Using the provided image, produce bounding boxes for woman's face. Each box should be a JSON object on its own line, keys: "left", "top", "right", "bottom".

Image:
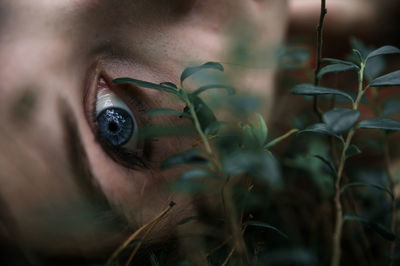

{"left": 0, "top": 0, "right": 288, "bottom": 259}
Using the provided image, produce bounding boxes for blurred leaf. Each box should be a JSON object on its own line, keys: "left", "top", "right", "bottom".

{"left": 147, "top": 108, "right": 191, "bottom": 118}
{"left": 180, "top": 62, "right": 224, "bottom": 84}
{"left": 180, "top": 168, "right": 215, "bottom": 180}
{"left": 344, "top": 214, "right": 396, "bottom": 241}
{"left": 159, "top": 82, "right": 178, "bottom": 89}
{"left": 317, "top": 63, "right": 359, "bottom": 79}
{"left": 223, "top": 150, "right": 282, "bottom": 188}
{"left": 368, "top": 70, "right": 400, "bottom": 88}
{"left": 192, "top": 84, "right": 235, "bottom": 96}
{"left": 366, "top": 45, "right": 400, "bottom": 61}
{"left": 278, "top": 46, "right": 310, "bottom": 69}
{"left": 161, "top": 149, "right": 209, "bottom": 169}
{"left": 243, "top": 125, "right": 258, "bottom": 149}
{"left": 247, "top": 221, "right": 288, "bottom": 239}
{"left": 185, "top": 94, "right": 218, "bottom": 134}
{"left": 341, "top": 182, "right": 393, "bottom": 199}
{"left": 252, "top": 113, "right": 268, "bottom": 146}
{"left": 322, "top": 108, "right": 360, "bottom": 134}
{"left": 298, "top": 123, "right": 342, "bottom": 140}
{"left": 113, "top": 78, "right": 177, "bottom": 94}
{"left": 291, "top": 84, "right": 354, "bottom": 104}
{"left": 227, "top": 94, "right": 261, "bottom": 117}
{"left": 204, "top": 121, "right": 228, "bottom": 136}
{"left": 358, "top": 117, "right": 400, "bottom": 131}
{"left": 383, "top": 98, "right": 400, "bottom": 117}
{"left": 314, "top": 155, "right": 337, "bottom": 177}
{"left": 139, "top": 125, "right": 195, "bottom": 139}
{"left": 322, "top": 58, "right": 358, "bottom": 66}
{"left": 345, "top": 144, "right": 362, "bottom": 159}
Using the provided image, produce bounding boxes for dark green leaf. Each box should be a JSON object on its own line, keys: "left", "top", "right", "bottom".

{"left": 317, "top": 63, "right": 359, "bottom": 79}
{"left": 368, "top": 70, "right": 400, "bottom": 88}
{"left": 186, "top": 95, "right": 218, "bottom": 134}
{"left": 290, "top": 84, "right": 354, "bottom": 104}
{"left": 147, "top": 108, "right": 191, "bottom": 118}
{"left": 252, "top": 113, "right": 268, "bottom": 146}
{"left": 112, "top": 78, "right": 177, "bottom": 94}
{"left": 161, "top": 149, "right": 209, "bottom": 169}
{"left": 358, "top": 117, "right": 400, "bottom": 131}
{"left": 139, "top": 125, "right": 195, "bottom": 139}
{"left": 383, "top": 98, "right": 400, "bottom": 117}
{"left": 298, "top": 123, "right": 342, "bottom": 139}
{"left": 222, "top": 151, "right": 281, "bottom": 188}
{"left": 341, "top": 182, "right": 393, "bottom": 199}
{"left": 366, "top": 45, "right": 400, "bottom": 61}
{"left": 180, "top": 62, "right": 224, "bottom": 84}
{"left": 344, "top": 214, "right": 396, "bottom": 241}
{"left": 159, "top": 82, "right": 178, "bottom": 89}
{"left": 322, "top": 108, "right": 360, "bottom": 134}
{"left": 247, "top": 221, "right": 288, "bottom": 239}
{"left": 192, "top": 84, "right": 235, "bottom": 96}
{"left": 322, "top": 58, "right": 357, "bottom": 66}
{"left": 180, "top": 168, "right": 215, "bottom": 180}
{"left": 204, "top": 121, "right": 228, "bottom": 136}
{"left": 314, "top": 155, "right": 337, "bottom": 177}
{"left": 345, "top": 145, "right": 362, "bottom": 159}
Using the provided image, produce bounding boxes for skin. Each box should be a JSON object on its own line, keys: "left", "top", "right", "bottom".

{"left": 0, "top": 0, "right": 288, "bottom": 261}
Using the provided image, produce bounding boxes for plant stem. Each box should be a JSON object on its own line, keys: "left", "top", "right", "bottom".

{"left": 313, "top": 0, "right": 327, "bottom": 121}
{"left": 331, "top": 62, "right": 365, "bottom": 266}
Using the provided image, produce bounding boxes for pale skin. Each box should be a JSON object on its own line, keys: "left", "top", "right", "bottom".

{"left": 0, "top": 0, "right": 388, "bottom": 262}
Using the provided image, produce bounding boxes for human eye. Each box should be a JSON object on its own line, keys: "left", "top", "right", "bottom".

{"left": 86, "top": 72, "right": 149, "bottom": 169}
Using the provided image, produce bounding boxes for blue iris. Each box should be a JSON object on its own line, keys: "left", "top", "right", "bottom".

{"left": 97, "top": 107, "right": 134, "bottom": 146}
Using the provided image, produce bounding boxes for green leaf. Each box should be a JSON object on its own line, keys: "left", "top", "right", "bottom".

{"left": 341, "top": 182, "right": 393, "bottom": 199}
{"left": 159, "top": 82, "right": 178, "bottom": 89}
{"left": 322, "top": 108, "right": 360, "bottom": 134}
{"left": 139, "top": 125, "right": 195, "bottom": 139}
{"left": 180, "top": 168, "right": 215, "bottom": 180}
{"left": 147, "top": 108, "right": 191, "bottom": 118}
{"left": 358, "top": 117, "right": 400, "bottom": 131}
{"left": 344, "top": 214, "right": 397, "bottom": 241}
{"left": 252, "top": 113, "right": 268, "bottom": 146}
{"left": 192, "top": 84, "right": 235, "bottom": 96}
{"left": 242, "top": 125, "right": 258, "bottom": 149}
{"left": 345, "top": 145, "right": 362, "bottom": 159}
{"left": 314, "top": 155, "right": 337, "bottom": 177}
{"left": 322, "top": 58, "right": 358, "bottom": 66}
{"left": 185, "top": 95, "right": 218, "bottom": 134}
{"left": 298, "top": 123, "right": 342, "bottom": 140}
{"left": 366, "top": 45, "right": 400, "bottom": 61}
{"left": 204, "top": 121, "right": 227, "bottom": 136}
{"left": 161, "top": 149, "right": 209, "bottom": 169}
{"left": 317, "top": 63, "right": 359, "bottom": 79}
{"left": 180, "top": 62, "right": 224, "bottom": 84}
{"left": 290, "top": 84, "right": 354, "bottom": 104}
{"left": 247, "top": 221, "right": 288, "bottom": 239}
{"left": 112, "top": 78, "right": 177, "bottom": 94}
{"left": 368, "top": 70, "right": 400, "bottom": 88}
{"left": 383, "top": 98, "right": 400, "bottom": 117}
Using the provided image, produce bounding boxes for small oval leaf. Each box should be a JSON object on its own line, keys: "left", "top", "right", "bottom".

{"left": 247, "top": 221, "right": 288, "bottom": 239}
{"left": 345, "top": 145, "right": 362, "bottom": 159}
{"left": 317, "top": 63, "right": 359, "bottom": 79}
{"left": 161, "top": 149, "right": 209, "bottom": 169}
{"left": 290, "top": 84, "right": 354, "bottom": 104}
{"left": 368, "top": 70, "right": 400, "bottom": 88}
{"left": 298, "top": 123, "right": 342, "bottom": 139}
{"left": 366, "top": 45, "right": 400, "bottom": 61}
{"left": 180, "top": 62, "right": 224, "bottom": 84}
{"left": 113, "top": 78, "right": 177, "bottom": 94}
{"left": 322, "top": 108, "right": 360, "bottom": 134}
{"left": 192, "top": 84, "right": 235, "bottom": 96}
{"left": 358, "top": 117, "right": 400, "bottom": 131}
{"left": 180, "top": 168, "right": 216, "bottom": 180}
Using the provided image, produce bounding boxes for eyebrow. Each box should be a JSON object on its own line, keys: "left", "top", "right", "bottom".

{"left": 58, "top": 97, "right": 130, "bottom": 231}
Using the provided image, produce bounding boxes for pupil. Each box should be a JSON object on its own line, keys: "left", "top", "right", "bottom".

{"left": 108, "top": 121, "right": 119, "bottom": 133}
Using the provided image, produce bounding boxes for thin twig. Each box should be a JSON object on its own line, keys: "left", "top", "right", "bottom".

{"left": 107, "top": 202, "right": 175, "bottom": 265}
{"left": 313, "top": 0, "right": 327, "bottom": 121}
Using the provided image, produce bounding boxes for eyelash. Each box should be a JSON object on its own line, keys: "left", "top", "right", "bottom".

{"left": 87, "top": 73, "right": 150, "bottom": 169}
